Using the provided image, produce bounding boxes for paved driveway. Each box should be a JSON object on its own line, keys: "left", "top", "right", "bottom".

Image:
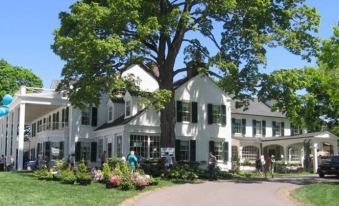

{"left": 123, "top": 176, "right": 339, "bottom": 206}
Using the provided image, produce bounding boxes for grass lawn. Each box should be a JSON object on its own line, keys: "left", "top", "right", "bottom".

{"left": 0, "top": 172, "right": 173, "bottom": 206}
{"left": 292, "top": 182, "right": 339, "bottom": 206}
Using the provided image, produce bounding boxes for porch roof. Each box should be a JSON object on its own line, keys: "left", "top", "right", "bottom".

{"left": 261, "top": 131, "right": 338, "bottom": 142}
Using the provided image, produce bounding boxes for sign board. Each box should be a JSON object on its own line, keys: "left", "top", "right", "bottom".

{"left": 161, "top": 147, "right": 175, "bottom": 157}
{"left": 51, "top": 147, "right": 60, "bottom": 155}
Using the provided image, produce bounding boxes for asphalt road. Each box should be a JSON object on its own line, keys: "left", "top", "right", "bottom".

{"left": 123, "top": 176, "right": 339, "bottom": 206}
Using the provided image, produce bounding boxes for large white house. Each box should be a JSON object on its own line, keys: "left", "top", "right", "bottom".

{"left": 0, "top": 65, "right": 338, "bottom": 172}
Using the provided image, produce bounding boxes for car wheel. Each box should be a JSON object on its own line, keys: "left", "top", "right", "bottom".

{"left": 319, "top": 173, "right": 325, "bottom": 178}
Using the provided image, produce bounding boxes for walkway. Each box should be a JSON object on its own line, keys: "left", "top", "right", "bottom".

{"left": 124, "top": 176, "right": 339, "bottom": 206}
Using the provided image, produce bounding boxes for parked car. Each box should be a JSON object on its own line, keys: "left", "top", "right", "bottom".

{"left": 317, "top": 156, "right": 339, "bottom": 178}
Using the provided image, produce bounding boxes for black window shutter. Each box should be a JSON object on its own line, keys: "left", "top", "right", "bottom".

{"left": 252, "top": 120, "right": 256, "bottom": 136}
{"left": 223, "top": 142, "right": 229, "bottom": 163}
{"left": 291, "top": 124, "right": 295, "bottom": 136}
{"left": 221, "top": 105, "right": 226, "bottom": 126}
{"left": 242, "top": 119, "right": 246, "bottom": 135}
{"left": 208, "top": 104, "right": 213, "bottom": 124}
{"left": 108, "top": 143, "right": 112, "bottom": 157}
{"left": 272, "top": 121, "right": 276, "bottom": 136}
{"left": 232, "top": 118, "right": 235, "bottom": 134}
{"left": 91, "top": 107, "right": 98, "bottom": 127}
{"left": 176, "top": 101, "right": 182, "bottom": 122}
{"left": 192, "top": 102, "right": 198, "bottom": 123}
{"left": 91, "top": 142, "right": 97, "bottom": 162}
{"left": 45, "top": 142, "right": 51, "bottom": 160}
{"left": 281, "top": 122, "right": 285, "bottom": 136}
{"left": 262, "top": 120, "right": 266, "bottom": 136}
{"left": 59, "top": 141, "right": 64, "bottom": 159}
{"left": 175, "top": 140, "right": 181, "bottom": 161}
{"left": 209, "top": 141, "right": 215, "bottom": 154}
{"left": 75, "top": 142, "right": 81, "bottom": 161}
{"left": 190, "top": 140, "right": 196, "bottom": 161}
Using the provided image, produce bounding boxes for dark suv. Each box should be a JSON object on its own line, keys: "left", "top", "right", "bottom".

{"left": 317, "top": 156, "right": 339, "bottom": 178}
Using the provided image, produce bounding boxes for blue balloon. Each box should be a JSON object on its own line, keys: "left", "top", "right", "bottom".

{"left": 2, "top": 94, "right": 13, "bottom": 106}
{"left": 0, "top": 106, "right": 9, "bottom": 117}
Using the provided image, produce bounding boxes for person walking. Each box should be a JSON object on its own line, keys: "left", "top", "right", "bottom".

{"left": 264, "top": 155, "right": 274, "bottom": 178}
{"left": 255, "top": 157, "right": 263, "bottom": 176}
{"left": 208, "top": 152, "right": 217, "bottom": 181}
{"left": 127, "top": 151, "right": 138, "bottom": 172}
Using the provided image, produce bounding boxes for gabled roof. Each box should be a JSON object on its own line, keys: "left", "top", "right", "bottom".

{"left": 231, "top": 99, "right": 285, "bottom": 118}
{"left": 95, "top": 110, "right": 145, "bottom": 131}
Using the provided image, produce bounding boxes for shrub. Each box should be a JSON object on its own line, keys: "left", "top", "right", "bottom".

{"left": 61, "top": 169, "right": 76, "bottom": 184}
{"left": 109, "top": 176, "right": 121, "bottom": 187}
{"left": 76, "top": 161, "right": 92, "bottom": 185}
{"left": 102, "top": 163, "right": 111, "bottom": 181}
{"left": 107, "top": 157, "right": 122, "bottom": 169}
{"left": 120, "top": 180, "right": 134, "bottom": 191}
{"left": 133, "top": 175, "right": 149, "bottom": 190}
{"left": 148, "top": 177, "right": 159, "bottom": 186}
{"left": 140, "top": 159, "right": 162, "bottom": 177}
{"left": 33, "top": 168, "right": 53, "bottom": 181}
{"left": 167, "top": 164, "right": 198, "bottom": 182}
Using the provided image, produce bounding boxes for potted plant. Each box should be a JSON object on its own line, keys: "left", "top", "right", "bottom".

{"left": 76, "top": 161, "right": 92, "bottom": 185}
{"left": 106, "top": 176, "right": 121, "bottom": 189}
{"left": 61, "top": 169, "right": 76, "bottom": 184}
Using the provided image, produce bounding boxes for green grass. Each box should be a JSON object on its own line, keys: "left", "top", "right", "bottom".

{"left": 292, "top": 183, "right": 339, "bottom": 206}
{"left": 0, "top": 172, "right": 173, "bottom": 206}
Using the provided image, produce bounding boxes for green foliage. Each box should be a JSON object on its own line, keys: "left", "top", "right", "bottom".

{"left": 166, "top": 164, "right": 198, "bottom": 182}
{"left": 259, "top": 25, "right": 339, "bottom": 132}
{"left": 76, "top": 161, "right": 91, "bottom": 184}
{"left": 107, "top": 157, "right": 121, "bottom": 169}
{"left": 119, "top": 180, "right": 134, "bottom": 191}
{"left": 61, "top": 169, "right": 76, "bottom": 184}
{"left": 33, "top": 168, "right": 53, "bottom": 181}
{"left": 0, "top": 59, "right": 42, "bottom": 97}
{"left": 53, "top": 0, "right": 320, "bottom": 147}
{"left": 102, "top": 163, "right": 111, "bottom": 181}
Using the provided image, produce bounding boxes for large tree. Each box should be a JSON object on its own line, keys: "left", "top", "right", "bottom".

{"left": 259, "top": 25, "right": 339, "bottom": 134}
{"left": 0, "top": 59, "right": 43, "bottom": 97}
{"left": 52, "top": 0, "right": 319, "bottom": 147}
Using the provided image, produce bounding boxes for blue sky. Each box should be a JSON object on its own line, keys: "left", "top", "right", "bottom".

{"left": 0, "top": 0, "right": 338, "bottom": 87}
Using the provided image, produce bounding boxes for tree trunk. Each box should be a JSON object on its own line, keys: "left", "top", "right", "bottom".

{"left": 160, "top": 95, "right": 176, "bottom": 147}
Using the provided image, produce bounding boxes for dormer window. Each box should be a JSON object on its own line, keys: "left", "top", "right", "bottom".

{"left": 108, "top": 106, "right": 113, "bottom": 121}
{"left": 125, "top": 101, "right": 131, "bottom": 117}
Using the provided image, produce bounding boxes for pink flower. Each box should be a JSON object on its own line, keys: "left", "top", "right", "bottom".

{"left": 109, "top": 176, "right": 121, "bottom": 186}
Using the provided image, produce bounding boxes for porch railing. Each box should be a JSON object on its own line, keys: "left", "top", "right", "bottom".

{"left": 37, "top": 122, "right": 69, "bottom": 133}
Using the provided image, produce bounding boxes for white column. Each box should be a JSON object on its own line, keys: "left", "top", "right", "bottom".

{"left": 283, "top": 146, "right": 288, "bottom": 164}
{"left": 332, "top": 140, "right": 338, "bottom": 156}
{"left": 17, "top": 104, "right": 25, "bottom": 171}
{"left": 12, "top": 108, "right": 18, "bottom": 168}
{"left": 6, "top": 114, "right": 12, "bottom": 156}
{"left": 313, "top": 143, "right": 318, "bottom": 174}
{"left": 239, "top": 146, "right": 243, "bottom": 163}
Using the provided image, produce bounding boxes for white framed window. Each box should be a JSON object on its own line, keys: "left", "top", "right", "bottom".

{"left": 81, "top": 142, "right": 91, "bottom": 161}
{"left": 150, "top": 136, "right": 160, "bottom": 158}
{"left": 108, "top": 106, "right": 113, "bottom": 121}
{"left": 129, "top": 135, "right": 160, "bottom": 158}
{"left": 255, "top": 121, "right": 262, "bottom": 135}
{"left": 81, "top": 108, "right": 91, "bottom": 125}
{"left": 181, "top": 102, "right": 192, "bottom": 122}
{"left": 234, "top": 119, "right": 242, "bottom": 133}
{"left": 214, "top": 142, "right": 223, "bottom": 160}
{"left": 242, "top": 146, "right": 258, "bottom": 161}
{"left": 180, "top": 140, "right": 190, "bottom": 161}
{"left": 116, "top": 135, "right": 122, "bottom": 157}
{"left": 125, "top": 101, "right": 131, "bottom": 117}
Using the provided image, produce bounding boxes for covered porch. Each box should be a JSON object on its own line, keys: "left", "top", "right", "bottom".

{"left": 0, "top": 86, "right": 68, "bottom": 170}
{"left": 232, "top": 131, "right": 339, "bottom": 173}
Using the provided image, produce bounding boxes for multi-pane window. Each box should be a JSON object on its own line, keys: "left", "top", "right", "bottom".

{"left": 126, "top": 101, "right": 131, "bottom": 117}
{"left": 242, "top": 146, "right": 258, "bottom": 161}
{"left": 81, "top": 108, "right": 91, "bottom": 125}
{"left": 214, "top": 142, "right": 223, "bottom": 160}
{"left": 255, "top": 121, "right": 262, "bottom": 135}
{"left": 130, "top": 135, "right": 148, "bottom": 158}
{"left": 129, "top": 135, "right": 160, "bottom": 159}
{"left": 32, "top": 123, "right": 36, "bottom": 137}
{"left": 273, "top": 121, "right": 284, "bottom": 136}
{"left": 150, "top": 136, "right": 160, "bottom": 158}
{"left": 233, "top": 119, "right": 242, "bottom": 133}
{"left": 289, "top": 147, "right": 301, "bottom": 162}
{"left": 208, "top": 104, "right": 226, "bottom": 125}
{"left": 81, "top": 142, "right": 91, "bottom": 161}
{"left": 180, "top": 140, "right": 190, "bottom": 161}
{"left": 116, "top": 135, "right": 122, "bottom": 157}
{"left": 181, "top": 102, "right": 192, "bottom": 122}
{"left": 108, "top": 106, "right": 113, "bottom": 121}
